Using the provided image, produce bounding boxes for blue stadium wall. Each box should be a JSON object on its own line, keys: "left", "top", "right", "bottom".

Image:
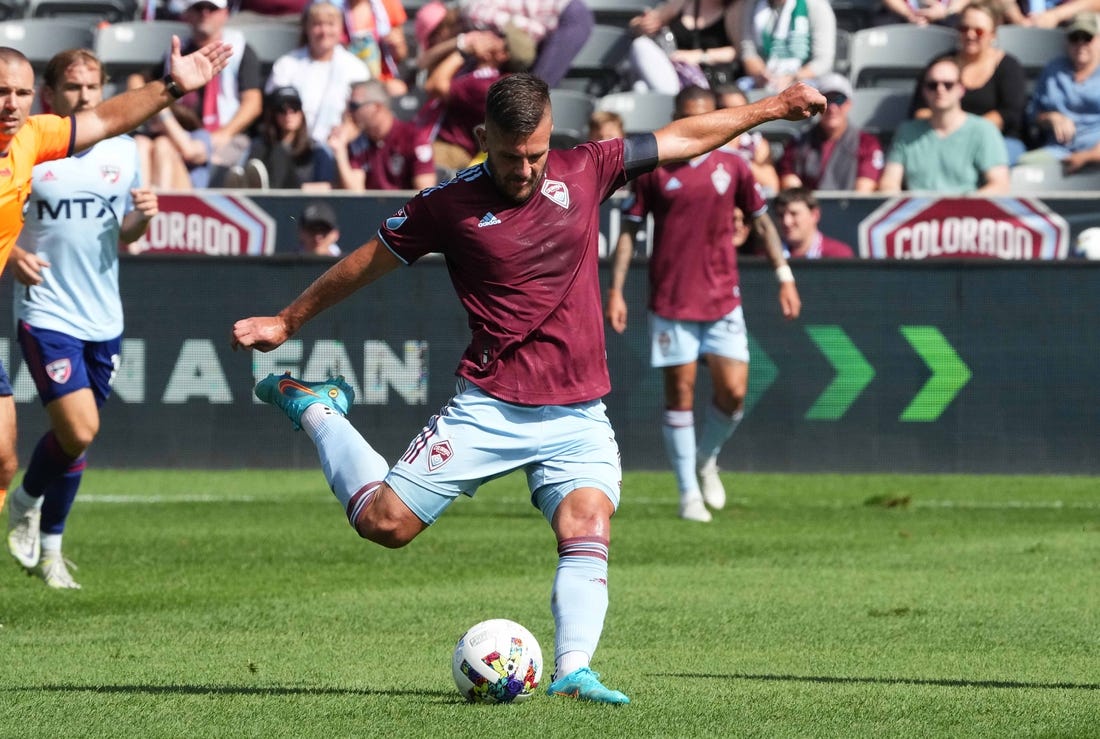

{"left": 0, "top": 194, "right": 1097, "bottom": 474}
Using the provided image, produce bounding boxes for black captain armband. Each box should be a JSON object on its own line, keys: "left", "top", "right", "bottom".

{"left": 623, "top": 133, "right": 659, "bottom": 179}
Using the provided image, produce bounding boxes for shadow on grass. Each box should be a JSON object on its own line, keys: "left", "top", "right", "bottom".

{"left": 655, "top": 672, "right": 1100, "bottom": 691}
{"left": 4, "top": 684, "right": 458, "bottom": 700}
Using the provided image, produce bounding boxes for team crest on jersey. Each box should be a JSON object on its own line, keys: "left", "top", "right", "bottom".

{"left": 665, "top": 177, "right": 682, "bottom": 191}
{"left": 101, "top": 165, "right": 121, "bottom": 183}
{"left": 541, "top": 179, "right": 570, "bottom": 208}
{"left": 41, "top": 170, "right": 57, "bottom": 182}
{"left": 388, "top": 153, "right": 406, "bottom": 175}
{"left": 427, "top": 440, "right": 453, "bottom": 471}
{"left": 45, "top": 358, "right": 72, "bottom": 384}
{"left": 415, "top": 144, "right": 433, "bottom": 163}
{"left": 711, "top": 163, "right": 731, "bottom": 195}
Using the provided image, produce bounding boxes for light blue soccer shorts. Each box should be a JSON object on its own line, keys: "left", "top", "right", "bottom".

{"left": 649, "top": 305, "right": 750, "bottom": 368}
{"left": 386, "top": 379, "right": 622, "bottom": 526}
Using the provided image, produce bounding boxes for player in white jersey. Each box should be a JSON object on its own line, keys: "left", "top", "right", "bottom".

{"left": 232, "top": 74, "right": 825, "bottom": 703}
{"left": 5, "top": 50, "right": 157, "bottom": 589}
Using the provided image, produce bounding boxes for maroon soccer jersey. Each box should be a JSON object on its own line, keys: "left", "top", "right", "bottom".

{"left": 347, "top": 118, "right": 435, "bottom": 190}
{"left": 436, "top": 68, "right": 502, "bottom": 157}
{"left": 785, "top": 232, "right": 855, "bottom": 259}
{"left": 378, "top": 139, "right": 629, "bottom": 405}
{"left": 626, "top": 150, "right": 766, "bottom": 322}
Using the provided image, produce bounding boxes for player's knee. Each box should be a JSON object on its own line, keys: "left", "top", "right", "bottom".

{"left": 355, "top": 515, "right": 418, "bottom": 548}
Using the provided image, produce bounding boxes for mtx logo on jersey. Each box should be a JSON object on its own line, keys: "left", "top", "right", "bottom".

{"left": 541, "top": 179, "right": 570, "bottom": 208}
{"left": 428, "top": 440, "right": 453, "bottom": 471}
{"left": 36, "top": 192, "right": 119, "bottom": 221}
{"left": 45, "top": 358, "right": 72, "bottom": 384}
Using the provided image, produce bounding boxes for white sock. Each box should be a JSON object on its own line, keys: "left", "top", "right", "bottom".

{"left": 552, "top": 537, "right": 609, "bottom": 680}
{"left": 661, "top": 409, "right": 698, "bottom": 497}
{"left": 555, "top": 651, "right": 589, "bottom": 680}
{"left": 301, "top": 405, "right": 391, "bottom": 526}
{"left": 40, "top": 533, "right": 62, "bottom": 554}
{"left": 14, "top": 486, "right": 43, "bottom": 509}
{"left": 696, "top": 403, "right": 743, "bottom": 469}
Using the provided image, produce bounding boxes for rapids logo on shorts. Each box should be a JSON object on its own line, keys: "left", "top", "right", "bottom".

{"left": 541, "top": 179, "right": 570, "bottom": 209}
{"left": 45, "top": 358, "right": 72, "bottom": 384}
{"left": 428, "top": 440, "right": 454, "bottom": 471}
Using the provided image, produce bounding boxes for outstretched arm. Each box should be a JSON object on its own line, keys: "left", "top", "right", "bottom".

{"left": 72, "top": 36, "right": 232, "bottom": 152}
{"left": 653, "top": 83, "right": 825, "bottom": 166}
{"left": 231, "top": 237, "right": 402, "bottom": 352}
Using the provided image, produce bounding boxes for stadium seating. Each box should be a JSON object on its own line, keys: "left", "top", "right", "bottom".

{"left": 1009, "top": 159, "right": 1100, "bottom": 192}
{"left": 995, "top": 24, "right": 1065, "bottom": 82}
{"left": 585, "top": 0, "right": 649, "bottom": 26}
{"left": 0, "top": 0, "right": 26, "bottom": 20}
{"left": 549, "top": 88, "right": 596, "bottom": 148}
{"left": 847, "top": 87, "right": 913, "bottom": 148}
{"left": 223, "top": 19, "right": 300, "bottom": 76}
{"left": 28, "top": 0, "right": 137, "bottom": 23}
{"left": 596, "top": 91, "right": 674, "bottom": 134}
{"left": 94, "top": 20, "right": 187, "bottom": 79}
{"left": 830, "top": 0, "right": 878, "bottom": 33}
{"left": 0, "top": 18, "right": 95, "bottom": 69}
{"left": 848, "top": 24, "right": 958, "bottom": 88}
{"left": 560, "top": 23, "right": 633, "bottom": 95}
{"left": 833, "top": 28, "right": 851, "bottom": 77}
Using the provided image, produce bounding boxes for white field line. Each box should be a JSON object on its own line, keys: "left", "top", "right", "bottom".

{"left": 77, "top": 494, "right": 1100, "bottom": 510}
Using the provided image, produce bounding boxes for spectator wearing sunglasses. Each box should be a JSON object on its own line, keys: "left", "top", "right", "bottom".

{"left": 776, "top": 73, "right": 883, "bottom": 192}
{"left": 908, "top": 0, "right": 1026, "bottom": 164}
{"left": 231, "top": 86, "right": 337, "bottom": 190}
{"left": 1020, "top": 12, "right": 1100, "bottom": 172}
{"left": 880, "top": 56, "right": 1009, "bottom": 193}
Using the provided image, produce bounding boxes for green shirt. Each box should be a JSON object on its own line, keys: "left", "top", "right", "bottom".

{"left": 887, "top": 114, "right": 1008, "bottom": 194}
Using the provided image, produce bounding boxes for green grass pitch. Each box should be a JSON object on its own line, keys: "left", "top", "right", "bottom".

{"left": 1, "top": 470, "right": 1097, "bottom": 737}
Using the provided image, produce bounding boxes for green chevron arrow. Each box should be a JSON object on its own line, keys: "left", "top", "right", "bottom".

{"left": 745, "top": 333, "right": 777, "bottom": 415}
{"left": 899, "top": 326, "right": 972, "bottom": 422}
{"left": 804, "top": 325, "right": 875, "bottom": 420}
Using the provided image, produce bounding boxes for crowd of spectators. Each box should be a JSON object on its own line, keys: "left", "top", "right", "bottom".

{"left": 48, "top": 0, "right": 1100, "bottom": 254}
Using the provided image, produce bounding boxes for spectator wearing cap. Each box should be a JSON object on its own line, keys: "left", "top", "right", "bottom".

{"left": 880, "top": 56, "right": 1009, "bottom": 194}
{"left": 131, "top": 0, "right": 263, "bottom": 189}
{"left": 234, "top": 86, "right": 337, "bottom": 190}
{"left": 329, "top": 80, "right": 437, "bottom": 191}
{"left": 776, "top": 73, "right": 883, "bottom": 193}
{"left": 298, "top": 202, "right": 342, "bottom": 256}
{"left": 774, "top": 188, "right": 854, "bottom": 259}
{"left": 267, "top": 1, "right": 372, "bottom": 145}
{"left": 1020, "top": 12, "right": 1100, "bottom": 172}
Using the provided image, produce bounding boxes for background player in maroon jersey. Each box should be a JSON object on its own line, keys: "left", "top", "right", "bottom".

{"left": 606, "top": 85, "right": 800, "bottom": 523}
{"left": 232, "top": 74, "right": 824, "bottom": 704}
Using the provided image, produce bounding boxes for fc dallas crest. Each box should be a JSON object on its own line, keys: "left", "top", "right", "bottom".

{"left": 100, "top": 165, "right": 121, "bottom": 183}
{"left": 45, "top": 358, "right": 72, "bottom": 384}
{"left": 428, "top": 440, "right": 453, "bottom": 471}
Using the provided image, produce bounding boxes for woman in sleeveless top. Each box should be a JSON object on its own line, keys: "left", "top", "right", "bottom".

{"left": 628, "top": 0, "right": 743, "bottom": 93}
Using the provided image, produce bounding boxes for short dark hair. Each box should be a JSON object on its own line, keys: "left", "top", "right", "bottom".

{"left": 773, "top": 187, "right": 819, "bottom": 211}
{"left": 485, "top": 73, "right": 549, "bottom": 135}
{"left": 674, "top": 85, "right": 716, "bottom": 116}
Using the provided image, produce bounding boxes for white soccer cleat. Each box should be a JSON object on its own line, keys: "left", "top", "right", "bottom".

{"left": 697, "top": 460, "right": 727, "bottom": 510}
{"left": 6, "top": 487, "right": 42, "bottom": 569}
{"left": 679, "top": 495, "right": 712, "bottom": 522}
{"left": 38, "top": 552, "right": 81, "bottom": 590}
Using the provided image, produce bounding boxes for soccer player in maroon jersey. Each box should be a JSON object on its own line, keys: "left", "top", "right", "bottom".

{"left": 605, "top": 85, "right": 801, "bottom": 524}
{"left": 231, "top": 73, "right": 825, "bottom": 704}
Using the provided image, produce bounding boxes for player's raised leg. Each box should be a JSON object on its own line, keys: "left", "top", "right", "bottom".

{"left": 254, "top": 372, "right": 427, "bottom": 547}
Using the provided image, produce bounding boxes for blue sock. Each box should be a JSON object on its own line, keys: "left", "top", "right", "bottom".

{"left": 40, "top": 456, "right": 86, "bottom": 535}
{"left": 301, "top": 405, "right": 390, "bottom": 526}
{"left": 696, "top": 403, "right": 743, "bottom": 468}
{"left": 661, "top": 409, "right": 698, "bottom": 495}
{"left": 551, "top": 537, "right": 609, "bottom": 678}
{"left": 21, "top": 432, "right": 77, "bottom": 499}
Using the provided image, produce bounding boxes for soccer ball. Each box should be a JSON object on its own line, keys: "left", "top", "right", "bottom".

{"left": 452, "top": 619, "right": 543, "bottom": 704}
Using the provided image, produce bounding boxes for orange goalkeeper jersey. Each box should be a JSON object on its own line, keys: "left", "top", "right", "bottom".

{"left": 0, "top": 114, "right": 74, "bottom": 274}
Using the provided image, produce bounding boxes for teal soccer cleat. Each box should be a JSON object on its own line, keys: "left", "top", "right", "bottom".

{"left": 254, "top": 372, "right": 354, "bottom": 430}
{"left": 546, "top": 667, "right": 630, "bottom": 705}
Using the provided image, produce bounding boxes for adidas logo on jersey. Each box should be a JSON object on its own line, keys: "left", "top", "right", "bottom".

{"left": 477, "top": 212, "right": 502, "bottom": 227}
